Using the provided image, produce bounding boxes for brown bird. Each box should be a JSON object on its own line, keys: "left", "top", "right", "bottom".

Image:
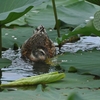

{"left": 21, "top": 25, "right": 56, "bottom": 62}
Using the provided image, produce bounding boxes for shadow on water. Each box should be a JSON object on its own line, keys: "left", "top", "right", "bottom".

{"left": 32, "top": 62, "right": 65, "bottom": 75}
{"left": 33, "top": 62, "right": 52, "bottom": 74}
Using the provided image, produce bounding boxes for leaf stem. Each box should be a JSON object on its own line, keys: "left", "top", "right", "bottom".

{"left": 0, "top": 26, "right": 2, "bottom": 58}
{"left": 52, "top": 0, "right": 60, "bottom": 37}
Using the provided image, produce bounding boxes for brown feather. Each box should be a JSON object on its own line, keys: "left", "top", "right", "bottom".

{"left": 21, "top": 25, "right": 56, "bottom": 62}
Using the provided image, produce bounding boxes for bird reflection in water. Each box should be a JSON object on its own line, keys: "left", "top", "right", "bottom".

{"left": 32, "top": 58, "right": 65, "bottom": 75}
{"left": 33, "top": 62, "right": 51, "bottom": 74}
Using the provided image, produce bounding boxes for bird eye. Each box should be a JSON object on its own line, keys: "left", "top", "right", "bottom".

{"left": 40, "top": 51, "right": 45, "bottom": 55}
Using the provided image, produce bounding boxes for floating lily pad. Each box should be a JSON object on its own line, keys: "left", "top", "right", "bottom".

{"left": 58, "top": 50, "right": 100, "bottom": 77}
{"left": 0, "top": 58, "right": 11, "bottom": 68}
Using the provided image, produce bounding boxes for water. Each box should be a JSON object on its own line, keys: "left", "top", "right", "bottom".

{"left": 1, "top": 49, "right": 57, "bottom": 83}
{"left": 60, "top": 36, "right": 100, "bottom": 53}
{"left": 1, "top": 36, "right": 100, "bottom": 83}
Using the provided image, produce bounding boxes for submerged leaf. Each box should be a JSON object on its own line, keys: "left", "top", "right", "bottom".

{"left": 1, "top": 72, "right": 65, "bottom": 87}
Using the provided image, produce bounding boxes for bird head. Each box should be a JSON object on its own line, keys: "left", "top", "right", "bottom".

{"left": 30, "top": 49, "right": 47, "bottom": 62}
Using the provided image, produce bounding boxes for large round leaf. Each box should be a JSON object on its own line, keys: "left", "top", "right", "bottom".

{"left": 58, "top": 50, "right": 100, "bottom": 76}
{"left": 6, "top": 0, "right": 99, "bottom": 28}
{"left": 26, "top": 1, "right": 99, "bottom": 28}
{"left": 0, "top": 0, "right": 48, "bottom": 25}
{"left": 2, "top": 27, "right": 33, "bottom": 48}
{"left": 57, "top": 19, "right": 100, "bottom": 45}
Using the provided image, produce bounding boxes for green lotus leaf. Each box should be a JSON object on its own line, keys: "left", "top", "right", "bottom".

{"left": 0, "top": 0, "right": 48, "bottom": 25}
{"left": 58, "top": 50, "right": 100, "bottom": 77}
{"left": 6, "top": 0, "right": 99, "bottom": 28}
{"left": 93, "top": 10, "right": 100, "bottom": 31}
{"left": 0, "top": 58, "right": 12, "bottom": 68}
{"left": 1, "top": 72, "right": 65, "bottom": 87}
{"left": 57, "top": 19, "right": 100, "bottom": 44}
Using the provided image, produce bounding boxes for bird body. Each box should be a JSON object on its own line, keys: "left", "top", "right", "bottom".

{"left": 21, "top": 25, "right": 56, "bottom": 62}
